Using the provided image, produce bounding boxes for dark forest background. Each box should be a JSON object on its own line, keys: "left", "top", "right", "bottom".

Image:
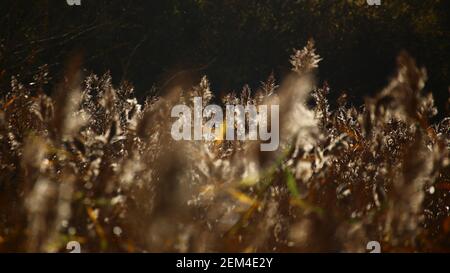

{"left": 0, "top": 0, "right": 448, "bottom": 113}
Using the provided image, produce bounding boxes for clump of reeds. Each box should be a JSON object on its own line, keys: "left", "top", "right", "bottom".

{"left": 0, "top": 41, "right": 448, "bottom": 252}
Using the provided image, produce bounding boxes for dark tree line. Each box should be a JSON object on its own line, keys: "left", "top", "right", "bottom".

{"left": 0, "top": 0, "right": 448, "bottom": 112}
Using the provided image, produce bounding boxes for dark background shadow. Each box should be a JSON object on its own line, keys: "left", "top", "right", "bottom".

{"left": 0, "top": 0, "right": 448, "bottom": 115}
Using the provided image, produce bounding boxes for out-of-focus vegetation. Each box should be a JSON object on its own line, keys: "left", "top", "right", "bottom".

{"left": 0, "top": 40, "right": 449, "bottom": 252}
